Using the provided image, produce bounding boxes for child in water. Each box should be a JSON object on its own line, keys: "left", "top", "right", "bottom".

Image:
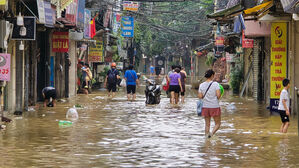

{"left": 278, "top": 78, "right": 290, "bottom": 133}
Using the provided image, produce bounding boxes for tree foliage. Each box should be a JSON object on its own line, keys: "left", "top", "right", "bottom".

{"left": 132, "top": 0, "right": 214, "bottom": 60}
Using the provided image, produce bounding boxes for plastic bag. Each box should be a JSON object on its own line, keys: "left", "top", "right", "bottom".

{"left": 162, "top": 81, "right": 169, "bottom": 91}
{"left": 120, "top": 79, "right": 126, "bottom": 87}
{"left": 66, "top": 108, "right": 79, "bottom": 120}
{"left": 197, "top": 100, "right": 203, "bottom": 116}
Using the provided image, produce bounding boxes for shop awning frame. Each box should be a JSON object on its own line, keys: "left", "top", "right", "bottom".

{"left": 280, "top": 0, "right": 299, "bottom": 13}
{"left": 207, "top": 4, "right": 244, "bottom": 20}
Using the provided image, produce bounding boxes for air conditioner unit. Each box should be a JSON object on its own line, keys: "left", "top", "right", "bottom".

{"left": 69, "top": 29, "right": 83, "bottom": 41}
{"left": 0, "top": 20, "right": 13, "bottom": 49}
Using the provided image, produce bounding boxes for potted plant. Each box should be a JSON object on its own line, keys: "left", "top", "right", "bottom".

{"left": 230, "top": 67, "right": 243, "bottom": 94}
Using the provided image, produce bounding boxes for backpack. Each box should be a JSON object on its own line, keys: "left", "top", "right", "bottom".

{"left": 107, "top": 69, "right": 117, "bottom": 84}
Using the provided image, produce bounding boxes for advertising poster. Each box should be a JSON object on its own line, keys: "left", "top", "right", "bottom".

{"left": 52, "top": 32, "right": 69, "bottom": 52}
{"left": 0, "top": 53, "right": 10, "bottom": 81}
{"left": 270, "top": 22, "right": 287, "bottom": 111}
{"left": 88, "top": 41, "right": 103, "bottom": 62}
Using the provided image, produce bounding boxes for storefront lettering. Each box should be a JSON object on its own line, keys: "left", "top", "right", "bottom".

{"left": 272, "top": 47, "right": 286, "bottom": 52}
{"left": 275, "top": 55, "right": 282, "bottom": 59}
{"left": 272, "top": 77, "right": 284, "bottom": 81}
{"left": 275, "top": 62, "right": 282, "bottom": 66}
{"left": 275, "top": 91, "right": 281, "bottom": 96}
{"left": 0, "top": 68, "right": 9, "bottom": 74}
{"left": 275, "top": 40, "right": 282, "bottom": 44}
{"left": 275, "top": 69, "right": 281, "bottom": 73}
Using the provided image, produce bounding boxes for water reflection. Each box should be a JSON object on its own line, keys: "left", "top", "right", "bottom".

{"left": 0, "top": 86, "right": 298, "bottom": 167}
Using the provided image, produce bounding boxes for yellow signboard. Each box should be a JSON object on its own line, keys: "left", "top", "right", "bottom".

{"left": 270, "top": 23, "right": 287, "bottom": 99}
{"left": 88, "top": 41, "right": 103, "bottom": 62}
{"left": 0, "top": 0, "right": 6, "bottom": 5}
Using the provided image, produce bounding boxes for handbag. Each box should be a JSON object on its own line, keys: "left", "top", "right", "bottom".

{"left": 197, "top": 82, "right": 214, "bottom": 116}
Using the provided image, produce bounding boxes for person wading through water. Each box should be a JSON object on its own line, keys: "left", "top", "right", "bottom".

{"left": 124, "top": 64, "right": 139, "bottom": 101}
{"left": 104, "top": 63, "right": 120, "bottom": 98}
{"left": 198, "top": 69, "right": 221, "bottom": 138}
{"left": 168, "top": 68, "right": 183, "bottom": 104}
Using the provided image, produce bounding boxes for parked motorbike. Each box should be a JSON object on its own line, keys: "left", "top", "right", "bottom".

{"left": 145, "top": 79, "right": 161, "bottom": 104}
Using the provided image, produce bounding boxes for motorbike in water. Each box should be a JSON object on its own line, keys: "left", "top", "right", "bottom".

{"left": 145, "top": 79, "right": 161, "bottom": 105}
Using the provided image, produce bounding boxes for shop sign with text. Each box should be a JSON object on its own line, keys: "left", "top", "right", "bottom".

{"left": 66, "top": 0, "right": 78, "bottom": 24}
{"left": 44, "top": 1, "right": 54, "bottom": 27}
{"left": 270, "top": 22, "right": 287, "bottom": 112}
{"left": 77, "top": 0, "right": 85, "bottom": 29}
{"left": 52, "top": 32, "right": 69, "bottom": 52}
{"left": 121, "top": 16, "right": 134, "bottom": 37}
{"left": 0, "top": 0, "right": 6, "bottom": 5}
{"left": 84, "top": 9, "right": 91, "bottom": 38}
{"left": 242, "top": 38, "right": 254, "bottom": 48}
{"left": 36, "top": 0, "right": 45, "bottom": 24}
{"left": 123, "top": 1, "right": 139, "bottom": 11}
{"left": 88, "top": 41, "right": 103, "bottom": 62}
{"left": 0, "top": 53, "right": 10, "bottom": 81}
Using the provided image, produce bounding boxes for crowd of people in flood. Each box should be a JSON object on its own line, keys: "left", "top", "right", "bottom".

{"left": 2, "top": 62, "right": 289, "bottom": 137}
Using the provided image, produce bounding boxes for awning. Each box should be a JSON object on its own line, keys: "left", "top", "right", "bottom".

{"left": 243, "top": 0, "right": 274, "bottom": 19}
{"left": 244, "top": 1, "right": 273, "bottom": 15}
{"left": 207, "top": 4, "right": 244, "bottom": 19}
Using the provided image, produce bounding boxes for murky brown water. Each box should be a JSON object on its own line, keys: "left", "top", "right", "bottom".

{"left": 0, "top": 84, "right": 299, "bottom": 167}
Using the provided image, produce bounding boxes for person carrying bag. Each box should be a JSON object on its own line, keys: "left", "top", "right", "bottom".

{"left": 197, "top": 81, "right": 213, "bottom": 116}
{"left": 198, "top": 69, "right": 221, "bottom": 138}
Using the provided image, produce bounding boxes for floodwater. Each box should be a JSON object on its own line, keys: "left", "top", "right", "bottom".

{"left": 0, "top": 84, "right": 299, "bottom": 168}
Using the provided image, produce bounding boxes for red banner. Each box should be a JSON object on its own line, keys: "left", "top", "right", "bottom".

{"left": 52, "top": 32, "right": 69, "bottom": 52}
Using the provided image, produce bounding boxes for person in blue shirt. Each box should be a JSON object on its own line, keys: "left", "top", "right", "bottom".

{"left": 124, "top": 64, "right": 139, "bottom": 101}
{"left": 150, "top": 65, "right": 155, "bottom": 76}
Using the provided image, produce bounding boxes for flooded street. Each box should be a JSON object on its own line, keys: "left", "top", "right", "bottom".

{"left": 1, "top": 85, "right": 299, "bottom": 168}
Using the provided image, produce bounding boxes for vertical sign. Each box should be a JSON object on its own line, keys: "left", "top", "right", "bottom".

{"left": 104, "top": 8, "right": 112, "bottom": 27}
{"left": 0, "top": 53, "right": 10, "bottom": 81}
{"left": 88, "top": 41, "right": 103, "bottom": 62}
{"left": 52, "top": 32, "right": 69, "bottom": 52}
{"left": 84, "top": 9, "right": 91, "bottom": 38}
{"left": 66, "top": 0, "right": 78, "bottom": 24}
{"left": 0, "top": 0, "right": 6, "bottom": 5}
{"left": 121, "top": 16, "right": 134, "bottom": 37}
{"left": 44, "top": 1, "right": 54, "bottom": 27}
{"left": 112, "top": 12, "right": 121, "bottom": 34}
{"left": 270, "top": 23, "right": 287, "bottom": 111}
{"left": 36, "top": 0, "right": 46, "bottom": 24}
{"left": 77, "top": 0, "right": 85, "bottom": 29}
